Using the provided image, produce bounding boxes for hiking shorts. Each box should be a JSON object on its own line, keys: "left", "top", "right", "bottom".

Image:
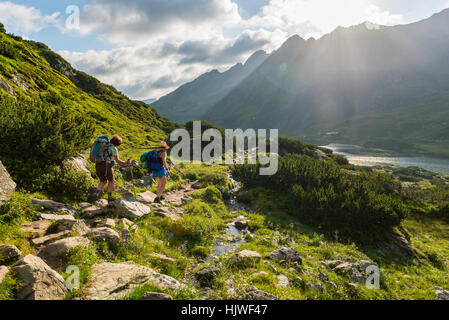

{"left": 153, "top": 167, "right": 167, "bottom": 179}
{"left": 96, "top": 161, "right": 114, "bottom": 182}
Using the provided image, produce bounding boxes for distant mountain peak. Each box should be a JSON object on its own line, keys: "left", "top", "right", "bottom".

{"left": 244, "top": 50, "right": 268, "bottom": 68}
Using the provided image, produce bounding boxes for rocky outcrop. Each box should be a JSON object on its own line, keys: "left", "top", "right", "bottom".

{"left": 0, "top": 244, "right": 22, "bottom": 263}
{"left": 268, "top": 247, "right": 302, "bottom": 265}
{"left": 85, "top": 262, "right": 181, "bottom": 300}
{"left": 0, "top": 75, "right": 14, "bottom": 96}
{"left": 63, "top": 156, "right": 91, "bottom": 175}
{"left": 12, "top": 255, "right": 67, "bottom": 300}
{"left": 0, "top": 161, "right": 16, "bottom": 205}
{"left": 246, "top": 287, "right": 279, "bottom": 300}
{"left": 107, "top": 198, "right": 151, "bottom": 220}
{"left": 232, "top": 250, "right": 261, "bottom": 267}
{"left": 38, "top": 237, "right": 90, "bottom": 270}
{"left": 88, "top": 228, "right": 120, "bottom": 245}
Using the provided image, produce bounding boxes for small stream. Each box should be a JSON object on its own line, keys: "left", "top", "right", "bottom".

{"left": 205, "top": 173, "right": 250, "bottom": 262}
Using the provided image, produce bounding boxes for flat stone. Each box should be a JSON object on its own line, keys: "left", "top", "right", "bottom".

{"left": 136, "top": 191, "right": 157, "bottom": 204}
{"left": 107, "top": 198, "right": 151, "bottom": 220}
{"left": 12, "top": 255, "right": 67, "bottom": 300}
{"left": 38, "top": 237, "right": 90, "bottom": 270}
{"left": 40, "top": 213, "right": 76, "bottom": 221}
{"left": 85, "top": 262, "right": 181, "bottom": 300}
{"left": 82, "top": 205, "right": 105, "bottom": 219}
{"left": 232, "top": 250, "right": 262, "bottom": 267}
{"left": 20, "top": 220, "right": 52, "bottom": 235}
{"left": 31, "top": 231, "right": 72, "bottom": 247}
{"left": 88, "top": 228, "right": 120, "bottom": 245}
{"left": 95, "top": 218, "right": 116, "bottom": 228}
{"left": 140, "top": 292, "right": 173, "bottom": 300}
{"left": 31, "top": 198, "right": 77, "bottom": 215}
{"left": 0, "top": 244, "right": 22, "bottom": 263}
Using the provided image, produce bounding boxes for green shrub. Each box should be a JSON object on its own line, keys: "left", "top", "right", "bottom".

{"left": 192, "top": 187, "right": 222, "bottom": 204}
{"left": 164, "top": 214, "right": 222, "bottom": 245}
{"left": 0, "top": 193, "right": 36, "bottom": 225}
{"left": 0, "top": 23, "right": 5, "bottom": 34}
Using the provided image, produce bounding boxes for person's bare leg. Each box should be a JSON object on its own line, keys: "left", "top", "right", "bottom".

{"left": 97, "top": 181, "right": 107, "bottom": 192}
{"left": 107, "top": 180, "right": 115, "bottom": 194}
{"left": 156, "top": 178, "right": 163, "bottom": 197}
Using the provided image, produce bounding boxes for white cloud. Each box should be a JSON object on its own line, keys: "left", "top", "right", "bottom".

{"left": 0, "top": 1, "right": 60, "bottom": 34}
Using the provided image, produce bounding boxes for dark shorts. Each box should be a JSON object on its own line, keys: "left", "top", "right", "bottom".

{"left": 96, "top": 162, "right": 114, "bottom": 182}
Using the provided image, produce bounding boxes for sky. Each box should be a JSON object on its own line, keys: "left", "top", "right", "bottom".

{"left": 1, "top": 0, "right": 449, "bottom": 100}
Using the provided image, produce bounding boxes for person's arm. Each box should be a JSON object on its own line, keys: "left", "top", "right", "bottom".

{"left": 114, "top": 155, "right": 130, "bottom": 166}
{"left": 161, "top": 152, "right": 168, "bottom": 170}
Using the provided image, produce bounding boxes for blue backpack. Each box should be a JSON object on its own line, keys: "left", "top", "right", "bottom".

{"left": 141, "top": 150, "right": 163, "bottom": 172}
{"left": 89, "top": 136, "right": 110, "bottom": 163}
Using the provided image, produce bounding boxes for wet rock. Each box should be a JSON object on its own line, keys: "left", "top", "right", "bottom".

{"left": 0, "top": 161, "right": 16, "bottom": 205}
{"left": 246, "top": 287, "right": 279, "bottom": 300}
{"left": 140, "top": 292, "right": 173, "bottom": 300}
{"left": 88, "top": 228, "right": 120, "bottom": 245}
{"left": 268, "top": 247, "right": 302, "bottom": 265}
{"left": 12, "top": 255, "right": 67, "bottom": 300}
{"left": 195, "top": 266, "right": 220, "bottom": 287}
{"left": 85, "top": 262, "right": 181, "bottom": 300}
{"left": 0, "top": 244, "right": 22, "bottom": 263}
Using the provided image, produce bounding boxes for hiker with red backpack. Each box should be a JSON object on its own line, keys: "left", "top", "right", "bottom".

{"left": 90, "top": 134, "right": 130, "bottom": 202}
{"left": 140, "top": 141, "right": 170, "bottom": 203}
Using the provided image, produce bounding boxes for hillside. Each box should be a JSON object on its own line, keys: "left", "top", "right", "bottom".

{"left": 0, "top": 28, "right": 176, "bottom": 153}
{"left": 154, "top": 9, "right": 449, "bottom": 157}
{"left": 152, "top": 50, "right": 268, "bottom": 124}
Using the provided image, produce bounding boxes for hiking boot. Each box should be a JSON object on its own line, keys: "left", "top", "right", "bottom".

{"left": 108, "top": 196, "right": 117, "bottom": 202}
{"left": 154, "top": 197, "right": 161, "bottom": 204}
{"left": 160, "top": 195, "right": 166, "bottom": 201}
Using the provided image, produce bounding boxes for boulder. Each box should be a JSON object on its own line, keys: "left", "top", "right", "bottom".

{"left": 0, "top": 244, "right": 22, "bottom": 263}
{"left": 0, "top": 266, "right": 9, "bottom": 284}
{"left": 88, "top": 228, "right": 120, "bottom": 245}
{"left": 350, "top": 268, "right": 365, "bottom": 284}
{"left": 12, "top": 255, "right": 67, "bottom": 300}
{"left": 268, "top": 247, "right": 302, "bottom": 264}
{"left": 92, "top": 218, "right": 116, "bottom": 228}
{"left": 38, "top": 237, "right": 90, "bottom": 270}
{"left": 31, "top": 198, "right": 77, "bottom": 215}
{"left": 31, "top": 231, "right": 72, "bottom": 247}
{"left": 0, "top": 161, "right": 16, "bottom": 205}
{"left": 139, "top": 292, "right": 173, "bottom": 300}
{"left": 107, "top": 198, "right": 151, "bottom": 220}
{"left": 63, "top": 156, "right": 91, "bottom": 175}
{"left": 246, "top": 287, "right": 279, "bottom": 300}
{"left": 435, "top": 290, "right": 449, "bottom": 300}
{"left": 85, "top": 262, "right": 181, "bottom": 300}
{"left": 322, "top": 260, "right": 344, "bottom": 269}
{"left": 276, "top": 275, "right": 290, "bottom": 288}
{"left": 20, "top": 220, "right": 52, "bottom": 235}
{"left": 232, "top": 250, "right": 261, "bottom": 267}
{"left": 53, "top": 219, "right": 90, "bottom": 236}
{"left": 94, "top": 199, "right": 109, "bottom": 208}
{"left": 195, "top": 266, "right": 220, "bottom": 287}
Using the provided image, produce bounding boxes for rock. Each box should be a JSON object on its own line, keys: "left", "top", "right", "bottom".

{"left": 333, "top": 262, "right": 353, "bottom": 274}
{"left": 119, "top": 218, "right": 133, "bottom": 229}
{"left": 195, "top": 266, "right": 220, "bottom": 287}
{"left": 354, "top": 260, "right": 377, "bottom": 273}
{"left": 86, "top": 262, "right": 181, "bottom": 300}
{"left": 306, "top": 282, "right": 323, "bottom": 291}
{"left": 435, "top": 290, "right": 449, "bottom": 300}
{"left": 0, "top": 266, "right": 9, "bottom": 284}
{"left": 0, "top": 161, "right": 16, "bottom": 205}
{"left": 328, "top": 281, "right": 338, "bottom": 290}
{"left": 234, "top": 219, "right": 248, "bottom": 230}
{"left": 31, "top": 231, "right": 72, "bottom": 247}
{"left": 79, "top": 202, "right": 92, "bottom": 209}
{"left": 246, "top": 287, "right": 279, "bottom": 300}
{"left": 94, "top": 218, "right": 116, "bottom": 228}
{"left": 88, "top": 228, "right": 120, "bottom": 245}
{"left": 153, "top": 206, "right": 183, "bottom": 221}
{"left": 53, "top": 219, "right": 90, "bottom": 236}
{"left": 20, "top": 220, "right": 52, "bottom": 235}
{"left": 0, "top": 75, "right": 14, "bottom": 96}
{"left": 251, "top": 271, "right": 269, "bottom": 279}
{"left": 276, "top": 275, "right": 290, "bottom": 288}
{"left": 40, "top": 213, "right": 76, "bottom": 221}
{"left": 147, "top": 253, "right": 177, "bottom": 264}
{"left": 136, "top": 191, "right": 158, "bottom": 204}
{"left": 31, "top": 198, "right": 77, "bottom": 215}
{"left": 107, "top": 198, "right": 151, "bottom": 220}
{"left": 0, "top": 244, "right": 22, "bottom": 263}
{"left": 117, "top": 228, "right": 132, "bottom": 244}
{"left": 94, "top": 199, "right": 109, "bottom": 208}
{"left": 350, "top": 268, "right": 365, "bottom": 284}
{"left": 140, "top": 292, "right": 173, "bottom": 300}
{"left": 63, "top": 156, "right": 91, "bottom": 175}
{"left": 82, "top": 205, "right": 105, "bottom": 219}
{"left": 268, "top": 247, "right": 302, "bottom": 265}
{"left": 38, "top": 237, "right": 90, "bottom": 270}
{"left": 322, "top": 260, "right": 344, "bottom": 269}
{"left": 233, "top": 250, "right": 261, "bottom": 267}
{"left": 12, "top": 255, "right": 67, "bottom": 300}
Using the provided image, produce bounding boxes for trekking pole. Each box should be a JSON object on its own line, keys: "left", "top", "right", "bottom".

{"left": 128, "top": 159, "right": 137, "bottom": 198}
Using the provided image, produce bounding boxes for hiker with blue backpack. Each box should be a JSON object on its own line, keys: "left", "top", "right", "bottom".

{"left": 90, "top": 135, "right": 131, "bottom": 202}
{"left": 140, "top": 141, "right": 170, "bottom": 203}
